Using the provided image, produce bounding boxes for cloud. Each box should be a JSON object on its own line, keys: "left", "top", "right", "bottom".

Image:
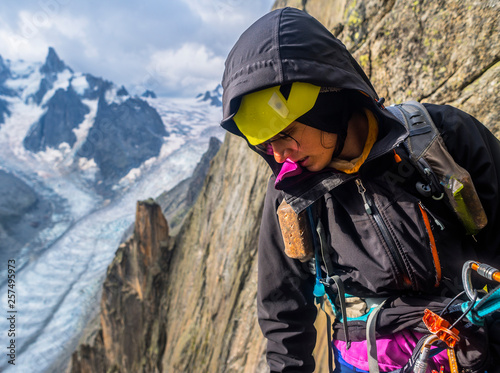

{"left": 144, "top": 43, "right": 225, "bottom": 96}
{"left": 183, "top": 0, "right": 249, "bottom": 24}
{"left": 0, "top": 0, "right": 276, "bottom": 97}
{"left": 0, "top": 9, "right": 92, "bottom": 62}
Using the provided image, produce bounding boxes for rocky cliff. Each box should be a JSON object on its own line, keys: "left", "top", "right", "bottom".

{"left": 70, "top": 133, "right": 269, "bottom": 373}
{"left": 156, "top": 136, "right": 222, "bottom": 232}
{"left": 70, "top": 1, "right": 499, "bottom": 372}
{"left": 274, "top": 0, "right": 499, "bottom": 137}
{"left": 78, "top": 96, "right": 168, "bottom": 189}
{"left": 23, "top": 86, "right": 91, "bottom": 152}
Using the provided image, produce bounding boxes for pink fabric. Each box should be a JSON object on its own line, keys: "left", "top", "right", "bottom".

{"left": 275, "top": 159, "right": 303, "bottom": 186}
{"left": 334, "top": 330, "right": 450, "bottom": 372}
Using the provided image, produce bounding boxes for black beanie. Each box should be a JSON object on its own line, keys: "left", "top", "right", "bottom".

{"left": 296, "top": 89, "right": 362, "bottom": 158}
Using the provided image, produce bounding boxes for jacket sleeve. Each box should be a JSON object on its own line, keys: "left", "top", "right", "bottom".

{"left": 425, "top": 104, "right": 500, "bottom": 266}
{"left": 257, "top": 176, "right": 318, "bottom": 373}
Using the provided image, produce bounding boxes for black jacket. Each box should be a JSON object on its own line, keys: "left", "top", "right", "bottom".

{"left": 221, "top": 7, "right": 500, "bottom": 372}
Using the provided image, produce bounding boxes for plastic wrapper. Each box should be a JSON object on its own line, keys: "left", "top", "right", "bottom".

{"left": 277, "top": 199, "right": 314, "bottom": 262}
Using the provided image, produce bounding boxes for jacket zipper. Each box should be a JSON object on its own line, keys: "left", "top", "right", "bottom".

{"left": 418, "top": 202, "right": 443, "bottom": 287}
{"left": 418, "top": 202, "right": 445, "bottom": 231}
{"left": 355, "top": 178, "right": 413, "bottom": 289}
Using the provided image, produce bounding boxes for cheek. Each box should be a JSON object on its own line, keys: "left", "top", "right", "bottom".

{"left": 321, "top": 133, "right": 338, "bottom": 148}
{"left": 317, "top": 147, "right": 335, "bottom": 163}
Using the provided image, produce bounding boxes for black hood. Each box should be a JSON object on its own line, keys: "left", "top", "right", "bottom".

{"left": 220, "top": 7, "right": 407, "bottom": 207}
{"left": 221, "top": 7, "right": 379, "bottom": 134}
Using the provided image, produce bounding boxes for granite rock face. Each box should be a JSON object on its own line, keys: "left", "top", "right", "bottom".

{"left": 70, "top": 1, "right": 499, "bottom": 372}
{"left": 31, "top": 47, "right": 73, "bottom": 105}
{"left": 81, "top": 74, "right": 114, "bottom": 100}
{"left": 156, "top": 135, "right": 268, "bottom": 373}
{"left": 276, "top": 0, "right": 500, "bottom": 136}
{"left": 70, "top": 199, "right": 171, "bottom": 373}
{"left": 70, "top": 135, "right": 269, "bottom": 372}
{"left": 156, "top": 136, "right": 222, "bottom": 231}
{"left": 40, "top": 46, "right": 69, "bottom": 76}
{"left": 196, "top": 84, "right": 223, "bottom": 107}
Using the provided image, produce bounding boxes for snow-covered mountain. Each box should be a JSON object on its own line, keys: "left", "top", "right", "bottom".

{"left": 196, "top": 84, "right": 223, "bottom": 107}
{"left": 0, "top": 48, "right": 224, "bottom": 372}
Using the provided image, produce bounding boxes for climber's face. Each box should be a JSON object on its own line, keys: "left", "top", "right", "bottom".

{"left": 263, "top": 121, "right": 338, "bottom": 172}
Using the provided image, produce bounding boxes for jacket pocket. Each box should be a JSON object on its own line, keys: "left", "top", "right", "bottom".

{"left": 325, "top": 180, "right": 442, "bottom": 295}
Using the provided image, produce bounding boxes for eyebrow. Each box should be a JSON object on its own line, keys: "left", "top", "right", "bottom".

{"left": 268, "top": 131, "right": 292, "bottom": 143}
{"left": 270, "top": 122, "right": 298, "bottom": 141}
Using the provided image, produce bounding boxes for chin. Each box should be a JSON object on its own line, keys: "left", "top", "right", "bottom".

{"left": 305, "top": 165, "right": 321, "bottom": 172}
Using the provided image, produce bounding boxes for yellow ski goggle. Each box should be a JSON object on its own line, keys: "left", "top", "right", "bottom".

{"left": 233, "top": 82, "right": 321, "bottom": 145}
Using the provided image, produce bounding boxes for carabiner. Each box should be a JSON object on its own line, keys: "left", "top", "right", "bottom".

{"left": 462, "top": 260, "right": 500, "bottom": 300}
{"left": 413, "top": 335, "right": 440, "bottom": 373}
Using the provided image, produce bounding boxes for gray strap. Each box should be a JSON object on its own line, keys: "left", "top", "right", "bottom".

{"left": 387, "top": 102, "right": 439, "bottom": 161}
{"left": 366, "top": 299, "right": 388, "bottom": 373}
{"left": 317, "top": 219, "right": 335, "bottom": 277}
{"left": 329, "top": 275, "right": 351, "bottom": 349}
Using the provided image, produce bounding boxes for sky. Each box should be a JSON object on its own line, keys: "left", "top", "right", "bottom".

{"left": 0, "top": 0, "right": 276, "bottom": 98}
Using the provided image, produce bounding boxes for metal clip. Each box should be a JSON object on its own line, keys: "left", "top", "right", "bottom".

{"left": 413, "top": 335, "right": 439, "bottom": 373}
{"left": 462, "top": 260, "right": 500, "bottom": 300}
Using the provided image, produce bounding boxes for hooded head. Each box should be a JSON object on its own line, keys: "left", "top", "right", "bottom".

{"left": 221, "top": 7, "right": 378, "bottom": 131}
{"left": 220, "top": 7, "right": 400, "bottom": 188}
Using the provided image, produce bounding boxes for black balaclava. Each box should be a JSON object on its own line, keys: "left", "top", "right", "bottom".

{"left": 279, "top": 86, "right": 367, "bottom": 159}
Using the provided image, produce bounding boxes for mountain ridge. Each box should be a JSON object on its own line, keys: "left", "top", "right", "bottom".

{"left": 0, "top": 47, "right": 225, "bottom": 255}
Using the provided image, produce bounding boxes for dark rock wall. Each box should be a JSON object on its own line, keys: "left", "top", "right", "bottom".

{"left": 77, "top": 97, "right": 168, "bottom": 187}
{"left": 24, "top": 87, "right": 90, "bottom": 152}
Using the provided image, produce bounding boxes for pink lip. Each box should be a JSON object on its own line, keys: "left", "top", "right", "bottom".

{"left": 299, "top": 157, "right": 309, "bottom": 166}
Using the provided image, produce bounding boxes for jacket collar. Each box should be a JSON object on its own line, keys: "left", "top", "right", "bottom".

{"left": 280, "top": 108, "right": 408, "bottom": 213}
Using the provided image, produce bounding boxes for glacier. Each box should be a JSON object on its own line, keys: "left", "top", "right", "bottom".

{"left": 0, "top": 52, "right": 224, "bottom": 372}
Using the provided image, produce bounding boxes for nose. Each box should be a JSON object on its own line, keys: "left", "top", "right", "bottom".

{"left": 271, "top": 141, "right": 293, "bottom": 163}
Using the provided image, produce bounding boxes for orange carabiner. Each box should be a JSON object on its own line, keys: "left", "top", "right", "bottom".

{"left": 471, "top": 262, "right": 500, "bottom": 283}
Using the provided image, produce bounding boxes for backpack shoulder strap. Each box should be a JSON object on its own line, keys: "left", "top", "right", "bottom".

{"left": 387, "top": 101, "right": 443, "bottom": 198}
{"left": 387, "top": 101, "right": 488, "bottom": 235}
{"left": 386, "top": 100, "right": 439, "bottom": 162}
